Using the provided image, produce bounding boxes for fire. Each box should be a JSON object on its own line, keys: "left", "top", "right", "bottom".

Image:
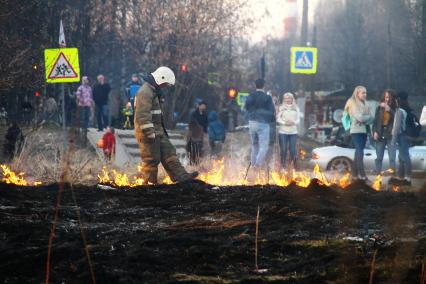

{"left": 96, "top": 159, "right": 362, "bottom": 190}
{"left": 372, "top": 175, "right": 382, "bottom": 191}
{"left": 1, "top": 164, "right": 41, "bottom": 186}
{"left": 299, "top": 148, "right": 306, "bottom": 160}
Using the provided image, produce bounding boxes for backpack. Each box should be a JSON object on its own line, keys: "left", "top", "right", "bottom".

{"left": 341, "top": 111, "right": 351, "bottom": 131}
{"left": 404, "top": 110, "right": 421, "bottom": 139}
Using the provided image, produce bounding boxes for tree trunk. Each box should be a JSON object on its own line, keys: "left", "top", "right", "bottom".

{"left": 422, "top": 0, "right": 426, "bottom": 90}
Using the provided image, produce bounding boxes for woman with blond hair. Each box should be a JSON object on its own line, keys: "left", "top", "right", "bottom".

{"left": 344, "top": 86, "right": 374, "bottom": 181}
{"left": 276, "top": 92, "right": 300, "bottom": 171}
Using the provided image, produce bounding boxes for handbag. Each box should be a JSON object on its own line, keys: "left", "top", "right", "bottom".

{"left": 341, "top": 111, "right": 351, "bottom": 131}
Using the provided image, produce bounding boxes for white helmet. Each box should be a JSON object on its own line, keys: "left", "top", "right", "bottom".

{"left": 151, "top": 66, "right": 175, "bottom": 86}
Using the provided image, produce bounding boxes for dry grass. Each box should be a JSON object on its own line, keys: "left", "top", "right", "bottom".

{"left": 10, "top": 128, "right": 101, "bottom": 185}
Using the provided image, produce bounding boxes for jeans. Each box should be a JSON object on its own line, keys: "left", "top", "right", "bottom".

{"left": 374, "top": 138, "right": 396, "bottom": 173}
{"left": 188, "top": 140, "right": 203, "bottom": 165}
{"left": 278, "top": 133, "right": 298, "bottom": 169}
{"left": 79, "top": 106, "right": 91, "bottom": 129}
{"left": 96, "top": 104, "right": 109, "bottom": 131}
{"left": 351, "top": 133, "right": 367, "bottom": 178}
{"left": 249, "top": 121, "right": 270, "bottom": 168}
{"left": 396, "top": 134, "right": 411, "bottom": 179}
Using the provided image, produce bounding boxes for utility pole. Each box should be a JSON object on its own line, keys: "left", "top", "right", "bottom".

{"left": 301, "top": 0, "right": 309, "bottom": 46}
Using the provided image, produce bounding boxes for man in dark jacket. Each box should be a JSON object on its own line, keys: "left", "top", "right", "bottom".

{"left": 244, "top": 78, "right": 275, "bottom": 169}
{"left": 93, "top": 74, "right": 111, "bottom": 131}
{"left": 4, "top": 122, "right": 23, "bottom": 161}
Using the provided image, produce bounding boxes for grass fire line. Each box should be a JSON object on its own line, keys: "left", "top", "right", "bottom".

{"left": 0, "top": 159, "right": 398, "bottom": 191}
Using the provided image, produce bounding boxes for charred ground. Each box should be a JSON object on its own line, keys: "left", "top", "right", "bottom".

{"left": 0, "top": 181, "right": 425, "bottom": 283}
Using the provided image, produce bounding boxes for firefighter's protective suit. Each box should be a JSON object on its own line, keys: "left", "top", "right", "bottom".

{"left": 134, "top": 67, "right": 197, "bottom": 183}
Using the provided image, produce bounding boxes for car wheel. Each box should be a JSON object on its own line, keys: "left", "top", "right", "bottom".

{"left": 327, "top": 157, "right": 353, "bottom": 173}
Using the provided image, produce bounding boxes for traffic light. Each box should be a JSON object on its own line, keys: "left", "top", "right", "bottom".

{"left": 228, "top": 87, "right": 237, "bottom": 99}
{"left": 181, "top": 64, "right": 187, "bottom": 73}
{"left": 35, "top": 91, "right": 40, "bottom": 97}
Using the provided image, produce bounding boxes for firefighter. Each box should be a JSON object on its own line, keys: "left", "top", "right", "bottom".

{"left": 134, "top": 66, "right": 198, "bottom": 183}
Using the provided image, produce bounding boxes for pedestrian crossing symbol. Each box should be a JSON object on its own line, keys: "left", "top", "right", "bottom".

{"left": 44, "top": 48, "right": 80, "bottom": 83}
{"left": 290, "top": 47, "right": 317, "bottom": 74}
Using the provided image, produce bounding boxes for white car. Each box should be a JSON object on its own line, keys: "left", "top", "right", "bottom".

{"left": 309, "top": 142, "right": 426, "bottom": 173}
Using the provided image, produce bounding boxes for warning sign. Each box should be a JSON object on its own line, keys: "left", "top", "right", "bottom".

{"left": 44, "top": 48, "right": 80, "bottom": 83}
{"left": 290, "top": 47, "right": 317, "bottom": 74}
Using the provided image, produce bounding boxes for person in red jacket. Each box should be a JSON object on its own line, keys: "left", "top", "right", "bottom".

{"left": 102, "top": 126, "right": 116, "bottom": 161}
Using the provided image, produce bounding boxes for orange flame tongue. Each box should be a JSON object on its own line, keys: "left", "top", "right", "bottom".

{"left": 97, "top": 160, "right": 383, "bottom": 191}
{"left": 1, "top": 164, "right": 41, "bottom": 186}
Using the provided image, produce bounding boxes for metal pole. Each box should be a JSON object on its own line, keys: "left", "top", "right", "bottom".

{"left": 62, "top": 83, "right": 67, "bottom": 148}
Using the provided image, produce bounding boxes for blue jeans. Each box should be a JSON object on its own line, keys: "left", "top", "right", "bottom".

{"left": 278, "top": 133, "right": 298, "bottom": 169}
{"left": 351, "top": 133, "right": 367, "bottom": 178}
{"left": 375, "top": 138, "right": 396, "bottom": 173}
{"left": 96, "top": 104, "right": 109, "bottom": 131}
{"left": 396, "top": 134, "right": 411, "bottom": 179}
{"left": 249, "top": 121, "right": 270, "bottom": 168}
{"left": 79, "top": 106, "right": 91, "bottom": 129}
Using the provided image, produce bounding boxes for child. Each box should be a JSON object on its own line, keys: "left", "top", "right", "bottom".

{"left": 102, "top": 126, "right": 116, "bottom": 161}
{"left": 122, "top": 102, "right": 133, "bottom": 129}
{"left": 207, "top": 111, "right": 226, "bottom": 157}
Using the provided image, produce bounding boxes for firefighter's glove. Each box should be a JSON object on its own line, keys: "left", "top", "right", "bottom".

{"left": 147, "top": 133, "right": 156, "bottom": 142}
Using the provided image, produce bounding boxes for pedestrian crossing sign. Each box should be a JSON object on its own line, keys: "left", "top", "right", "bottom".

{"left": 44, "top": 48, "right": 80, "bottom": 83}
{"left": 290, "top": 47, "right": 317, "bottom": 74}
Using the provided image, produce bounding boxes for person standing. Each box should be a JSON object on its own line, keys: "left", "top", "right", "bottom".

{"left": 187, "top": 101, "right": 208, "bottom": 165}
{"left": 372, "top": 89, "right": 397, "bottom": 175}
{"left": 75, "top": 76, "right": 94, "bottom": 130}
{"left": 420, "top": 104, "right": 426, "bottom": 127}
{"left": 134, "top": 66, "right": 198, "bottom": 184}
{"left": 207, "top": 111, "right": 226, "bottom": 157}
{"left": 244, "top": 78, "right": 275, "bottom": 170}
{"left": 93, "top": 74, "right": 111, "bottom": 131}
{"left": 344, "top": 86, "right": 374, "bottom": 181}
{"left": 21, "top": 97, "right": 33, "bottom": 126}
{"left": 126, "top": 73, "right": 141, "bottom": 110}
{"left": 276, "top": 92, "right": 300, "bottom": 171}
{"left": 390, "top": 92, "right": 413, "bottom": 186}
{"left": 4, "top": 121, "right": 24, "bottom": 161}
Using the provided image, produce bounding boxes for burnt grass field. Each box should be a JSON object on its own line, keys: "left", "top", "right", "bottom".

{"left": 1, "top": 180, "right": 426, "bottom": 283}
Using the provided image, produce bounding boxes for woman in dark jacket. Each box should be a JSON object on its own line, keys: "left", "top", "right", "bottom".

{"left": 372, "top": 89, "right": 397, "bottom": 175}
{"left": 187, "top": 102, "right": 208, "bottom": 165}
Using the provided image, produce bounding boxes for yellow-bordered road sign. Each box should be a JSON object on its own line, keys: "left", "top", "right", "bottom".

{"left": 236, "top": 92, "right": 250, "bottom": 108}
{"left": 44, "top": 48, "right": 80, "bottom": 83}
{"left": 290, "top": 47, "right": 317, "bottom": 74}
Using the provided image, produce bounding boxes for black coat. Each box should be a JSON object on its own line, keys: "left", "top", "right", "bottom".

{"left": 93, "top": 83, "right": 111, "bottom": 106}
{"left": 244, "top": 90, "right": 275, "bottom": 123}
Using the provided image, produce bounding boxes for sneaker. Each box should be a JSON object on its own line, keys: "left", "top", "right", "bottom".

{"left": 359, "top": 176, "right": 369, "bottom": 182}
{"left": 400, "top": 179, "right": 412, "bottom": 186}
{"left": 388, "top": 177, "right": 400, "bottom": 185}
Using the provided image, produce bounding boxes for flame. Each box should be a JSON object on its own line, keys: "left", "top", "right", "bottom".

{"left": 95, "top": 159, "right": 393, "bottom": 192}
{"left": 299, "top": 148, "right": 306, "bottom": 160}
{"left": 391, "top": 185, "right": 399, "bottom": 192}
{"left": 1, "top": 164, "right": 41, "bottom": 186}
{"left": 372, "top": 175, "right": 382, "bottom": 191}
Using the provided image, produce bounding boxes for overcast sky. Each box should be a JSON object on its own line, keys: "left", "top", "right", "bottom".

{"left": 246, "top": 0, "right": 319, "bottom": 43}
